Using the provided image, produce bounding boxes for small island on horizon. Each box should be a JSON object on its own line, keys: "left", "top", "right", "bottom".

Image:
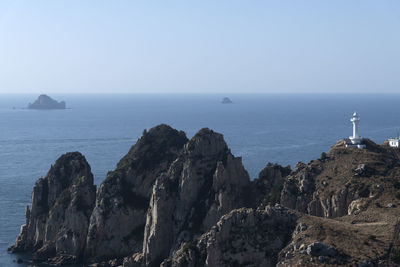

{"left": 28, "top": 94, "right": 66, "bottom": 110}
{"left": 221, "top": 97, "right": 232, "bottom": 104}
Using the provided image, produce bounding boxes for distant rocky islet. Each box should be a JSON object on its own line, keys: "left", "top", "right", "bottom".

{"left": 24, "top": 95, "right": 232, "bottom": 110}
{"left": 221, "top": 97, "right": 232, "bottom": 104}
{"left": 27, "top": 94, "right": 66, "bottom": 110}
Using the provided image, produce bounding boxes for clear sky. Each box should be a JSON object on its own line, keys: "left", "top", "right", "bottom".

{"left": 0, "top": 1, "right": 399, "bottom": 94}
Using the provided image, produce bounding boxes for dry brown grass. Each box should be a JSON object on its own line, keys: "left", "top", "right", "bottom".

{"left": 284, "top": 140, "right": 400, "bottom": 266}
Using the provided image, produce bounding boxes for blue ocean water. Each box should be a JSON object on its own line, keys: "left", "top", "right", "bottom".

{"left": 1, "top": 93, "right": 400, "bottom": 266}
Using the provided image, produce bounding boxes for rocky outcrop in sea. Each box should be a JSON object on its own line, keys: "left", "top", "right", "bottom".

{"left": 28, "top": 94, "right": 66, "bottom": 109}
{"left": 9, "top": 152, "right": 96, "bottom": 265}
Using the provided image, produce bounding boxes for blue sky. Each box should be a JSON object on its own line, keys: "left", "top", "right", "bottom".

{"left": 0, "top": 1, "right": 399, "bottom": 94}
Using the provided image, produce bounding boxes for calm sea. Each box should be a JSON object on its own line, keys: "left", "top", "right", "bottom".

{"left": 1, "top": 94, "right": 400, "bottom": 266}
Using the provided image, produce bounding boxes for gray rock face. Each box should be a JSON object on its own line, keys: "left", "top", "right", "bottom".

{"left": 353, "top": 163, "right": 374, "bottom": 177}
{"left": 280, "top": 159, "right": 378, "bottom": 219}
{"left": 85, "top": 125, "right": 188, "bottom": 262}
{"left": 280, "top": 161, "right": 358, "bottom": 218}
{"left": 162, "top": 206, "right": 298, "bottom": 267}
{"left": 280, "top": 162, "right": 317, "bottom": 213}
{"left": 308, "top": 187, "right": 357, "bottom": 218}
{"left": 251, "top": 163, "right": 291, "bottom": 208}
{"left": 28, "top": 94, "right": 66, "bottom": 109}
{"left": 140, "top": 128, "right": 251, "bottom": 266}
{"left": 306, "top": 242, "right": 338, "bottom": 257}
{"left": 9, "top": 152, "right": 96, "bottom": 264}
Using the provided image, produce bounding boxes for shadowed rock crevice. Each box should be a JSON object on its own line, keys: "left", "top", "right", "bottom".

{"left": 250, "top": 163, "right": 292, "bottom": 208}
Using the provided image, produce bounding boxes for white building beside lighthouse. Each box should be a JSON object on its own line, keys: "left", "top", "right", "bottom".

{"left": 388, "top": 138, "right": 400, "bottom": 148}
{"left": 346, "top": 112, "right": 366, "bottom": 149}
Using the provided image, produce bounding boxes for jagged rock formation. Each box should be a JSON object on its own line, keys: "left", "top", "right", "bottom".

{"left": 28, "top": 94, "right": 66, "bottom": 109}
{"left": 279, "top": 159, "right": 365, "bottom": 218}
{"left": 275, "top": 139, "right": 400, "bottom": 265}
{"left": 135, "top": 128, "right": 251, "bottom": 266}
{"left": 11, "top": 127, "right": 400, "bottom": 267}
{"left": 9, "top": 152, "right": 96, "bottom": 265}
{"left": 280, "top": 139, "right": 399, "bottom": 218}
{"left": 251, "top": 163, "right": 291, "bottom": 208}
{"left": 280, "top": 161, "right": 319, "bottom": 214}
{"left": 85, "top": 125, "right": 188, "bottom": 262}
{"left": 161, "top": 206, "right": 297, "bottom": 267}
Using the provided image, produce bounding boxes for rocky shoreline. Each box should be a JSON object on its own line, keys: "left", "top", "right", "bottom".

{"left": 9, "top": 124, "right": 400, "bottom": 266}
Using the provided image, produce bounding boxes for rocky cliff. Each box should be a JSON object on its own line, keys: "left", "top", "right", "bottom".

{"left": 161, "top": 206, "right": 298, "bottom": 267}
{"left": 251, "top": 163, "right": 291, "bottom": 208}
{"left": 84, "top": 124, "right": 188, "bottom": 263}
{"left": 280, "top": 139, "right": 399, "bottom": 218}
{"left": 10, "top": 127, "right": 400, "bottom": 266}
{"left": 276, "top": 139, "right": 400, "bottom": 266}
{"left": 135, "top": 128, "right": 251, "bottom": 266}
{"left": 9, "top": 152, "right": 96, "bottom": 265}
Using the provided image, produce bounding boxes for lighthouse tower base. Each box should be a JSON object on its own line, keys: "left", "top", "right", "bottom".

{"left": 345, "top": 138, "right": 366, "bottom": 149}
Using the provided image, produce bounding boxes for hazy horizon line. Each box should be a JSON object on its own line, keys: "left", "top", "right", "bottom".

{"left": 2, "top": 92, "right": 400, "bottom": 95}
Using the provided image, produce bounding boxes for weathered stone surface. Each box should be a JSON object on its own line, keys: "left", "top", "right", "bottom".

{"left": 141, "top": 128, "right": 251, "bottom": 266}
{"left": 280, "top": 161, "right": 361, "bottom": 218}
{"left": 162, "top": 206, "right": 298, "bottom": 267}
{"left": 280, "top": 162, "right": 318, "bottom": 214}
{"left": 9, "top": 152, "right": 96, "bottom": 264}
{"left": 85, "top": 124, "right": 188, "bottom": 262}
{"left": 251, "top": 163, "right": 291, "bottom": 208}
{"left": 306, "top": 242, "right": 338, "bottom": 257}
{"left": 123, "top": 252, "right": 144, "bottom": 267}
{"left": 353, "top": 163, "right": 375, "bottom": 177}
{"left": 307, "top": 187, "right": 357, "bottom": 218}
{"left": 280, "top": 146, "right": 382, "bottom": 218}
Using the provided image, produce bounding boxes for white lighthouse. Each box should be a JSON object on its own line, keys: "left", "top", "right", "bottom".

{"left": 346, "top": 112, "right": 365, "bottom": 148}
